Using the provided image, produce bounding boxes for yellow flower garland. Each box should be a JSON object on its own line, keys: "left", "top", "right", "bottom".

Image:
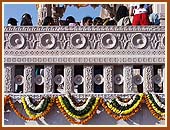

{"left": 106, "top": 93, "right": 143, "bottom": 115}
{"left": 146, "top": 95, "right": 165, "bottom": 116}
{"left": 58, "top": 96, "right": 100, "bottom": 119}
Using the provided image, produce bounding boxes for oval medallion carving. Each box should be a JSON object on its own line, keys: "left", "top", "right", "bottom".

{"left": 40, "top": 33, "right": 55, "bottom": 49}
{"left": 131, "top": 33, "right": 147, "bottom": 49}
{"left": 71, "top": 33, "right": 86, "bottom": 49}
{"left": 101, "top": 33, "right": 116, "bottom": 49}
{"left": 9, "top": 33, "right": 25, "bottom": 49}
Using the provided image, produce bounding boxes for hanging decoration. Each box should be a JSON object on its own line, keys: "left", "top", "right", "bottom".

{"left": 101, "top": 93, "right": 144, "bottom": 120}
{"left": 4, "top": 92, "right": 165, "bottom": 123}
{"left": 145, "top": 92, "right": 165, "bottom": 120}
{"left": 56, "top": 94, "right": 101, "bottom": 124}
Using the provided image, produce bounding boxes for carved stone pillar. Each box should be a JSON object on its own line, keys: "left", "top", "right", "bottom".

{"left": 103, "top": 65, "right": 114, "bottom": 93}
{"left": 83, "top": 65, "right": 94, "bottom": 93}
{"left": 44, "top": 65, "right": 54, "bottom": 93}
{"left": 123, "top": 65, "right": 133, "bottom": 93}
{"left": 4, "top": 65, "right": 15, "bottom": 93}
{"left": 143, "top": 65, "right": 154, "bottom": 92}
{"left": 64, "top": 65, "right": 74, "bottom": 93}
{"left": 24, "top": 65, "right": 35, "bottom": 93}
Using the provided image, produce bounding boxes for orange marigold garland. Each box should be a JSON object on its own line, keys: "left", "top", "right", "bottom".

{"left": 7, "top": 96, "right": 55, "bottom": 121}
{"left": 144, "top": 94, "right": 165, "bottom": 120}
{"left": 56, "top": 95, "right": 102, "bottom": 124}
{"left": 4, "top": 95, "right": 10, "bottom": 105}
{"left": 101, "top": 93, "right": 144, "bottom": 120}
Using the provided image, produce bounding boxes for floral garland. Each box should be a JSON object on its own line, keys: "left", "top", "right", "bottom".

{"left": 21, "top": 96, "right": 55, "bottom": 119}
{"left": 23, "top": 96, "right": 50, "bottom": 113}
{"left": 101, "top": 93, "right": 144, "bottom": 120}
{"left": 4, "top": 93, "right": 165, "bottom": 122}
{"left": 7, "top": 95, "right": 55, "bottom": 120}
{"left": 56, "top": 95, "right": 101, "bottom": 124}
{"left": 4, "top": 95, "right": 10, "bottom": 105}
{"left": 145, "top": 92, "right": 165, "bottom": 120}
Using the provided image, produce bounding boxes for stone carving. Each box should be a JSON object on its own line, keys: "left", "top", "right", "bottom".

{"left": 4, "top": 26, "right": 165, "bottom": 50}
{"left": 4, "top": 49, "right": 165, "bottom": 56}
{"left": 4, "top": 57, "right": 165, "bottom": 64}
{"left": 114, "top": 74, "right": 124, "bottom": 85}
{"left": 44, "top": 65, "right": 54, "bottom": 93}
{"left": 54, "top": 74, "right": 64, "bottom": 85}
{"left": 9, "top": 33, "right": 25, "bottom": 49}
{"left": 64, "top": 66, "right": 74, "bottom": 93}
{"left": 74, "top": 75, "right": 84, "bottom": 85}
{"left": 84, "top": 66, "right": 94, "bottom": 93}
{"left": 4, "top": 26, "right": 165, "bottom": 32}
{"left": 40, "top": 33, "right": 55, "bottom": 49}
{"left": 35, "top": 75, "right": 44, "bottom": 85}
{"left": 4, "top": 65, "right": 15, "bottom": 93}
{"left": 101, "top": 33, "right": 116, "bottom": 49}
{"left": 24, "top": 65, "right": 35, "bottom": 93}
{"left": 94, "top": 74, "right": 104, "bottom": 85}
{"left": 70, "top": 33, "right": 86, "bottom": 49}
{"left": 133, "top": 75, "right": 143, "bottom": 85}
{"left": 123, "top": 65, "right": 133, "bottom": 93}
{"left": 103, "top": 66, "right": 113, "bottom": 93}
{"left": 119, "top": 33, "right": 131, "bottom": 49}
{"left": 131, "top": 33, "right": 147, "bottom": 49}
{"left": 3, "top": 26, "right": 165, "bottom": 96}
{"left": 143, "top": 65, "right": 154, "bottom": 92}
{"left": 15, "top": 75, "right": 24, "bottom": 85}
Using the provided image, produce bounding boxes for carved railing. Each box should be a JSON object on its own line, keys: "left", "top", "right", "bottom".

{"left": 4, "top": 26, "right": 165, "bottom": 99}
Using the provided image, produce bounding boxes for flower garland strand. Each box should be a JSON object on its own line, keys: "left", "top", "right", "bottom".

{"left": 22, "top": 96, "right": 50, "bottom": 113}
{"left": 101, "top": 93, "right": 144, "bottom": 120}
{"left": 7, "top": 95, "right": 55, "bottom": 120}
{"left": 4, "top": 93, "right": 165, "bottom": 122}
{"left": 144, "top": 93, "right": 165, "bottom": 120}
{"left": 4, "top": 95, "right": 10, "bottom": 105}
{"left": 56, "top": 95, "right": 101, "bottom": 124}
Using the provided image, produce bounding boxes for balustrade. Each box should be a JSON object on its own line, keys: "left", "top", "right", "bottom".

{"left": 4, "top": 26, "right": 165, "bottom": 99}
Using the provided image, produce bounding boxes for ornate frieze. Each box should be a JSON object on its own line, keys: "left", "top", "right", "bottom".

{"left": 4, "top": 26, "right": 165, "bottom": 50}
{"left": 4, "top": 26, "right": 165, "bottom": 64}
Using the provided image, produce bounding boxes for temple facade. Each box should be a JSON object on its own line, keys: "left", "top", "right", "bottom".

{"left": 4, "top": 3, "right": 166, "bottom": 126}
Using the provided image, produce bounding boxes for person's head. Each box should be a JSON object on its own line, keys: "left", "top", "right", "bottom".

{"left": 42, "top": 16, "right": 55, "bottom": 26}
{"left": 139, "top": 4, "right": 145, "bottom": 8}
{"left": 7, "top": 18, "right": 17, "bottom": 26}
{"left": 82, "top": 16, "right": 93, "bottom": 26}
{"left": 93, "top": 17, "right": 103, "bottom": 25}
{"left": 115, "top": 5, "right": 129, "bottom": 22}
{"left": 66, "top": 16, "right": 75, "bottom": 25}
{"left": 20, "top": 13, "right": 33, "bottom": 26}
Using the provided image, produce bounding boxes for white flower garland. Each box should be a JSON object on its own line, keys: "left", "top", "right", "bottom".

{"left": 65, "top": 95, "right": 92, "bottom": 111}
{"left": 24, "top": 96, "right": 45, "bottom": 111}
{"left": 114, "top": 95, "right": 137, "bottom": 107}
{"left": 151, "top": 93, "right": 165, "bottom": 109}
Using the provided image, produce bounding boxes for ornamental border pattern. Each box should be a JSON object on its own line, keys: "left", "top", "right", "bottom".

{"left": 4, "top": 57, "right": 165, "bottom": 64}
{"left": 4, "top": 26, "right": 165, "bottom": 32}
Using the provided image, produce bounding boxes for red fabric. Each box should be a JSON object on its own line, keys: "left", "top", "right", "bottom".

{"left": 132, "top": 13, "right": 150, "bottom": 25}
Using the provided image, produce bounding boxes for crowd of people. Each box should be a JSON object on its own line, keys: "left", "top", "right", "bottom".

{"left": 7, "top": 4, "right": 160, "bottom": 27}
